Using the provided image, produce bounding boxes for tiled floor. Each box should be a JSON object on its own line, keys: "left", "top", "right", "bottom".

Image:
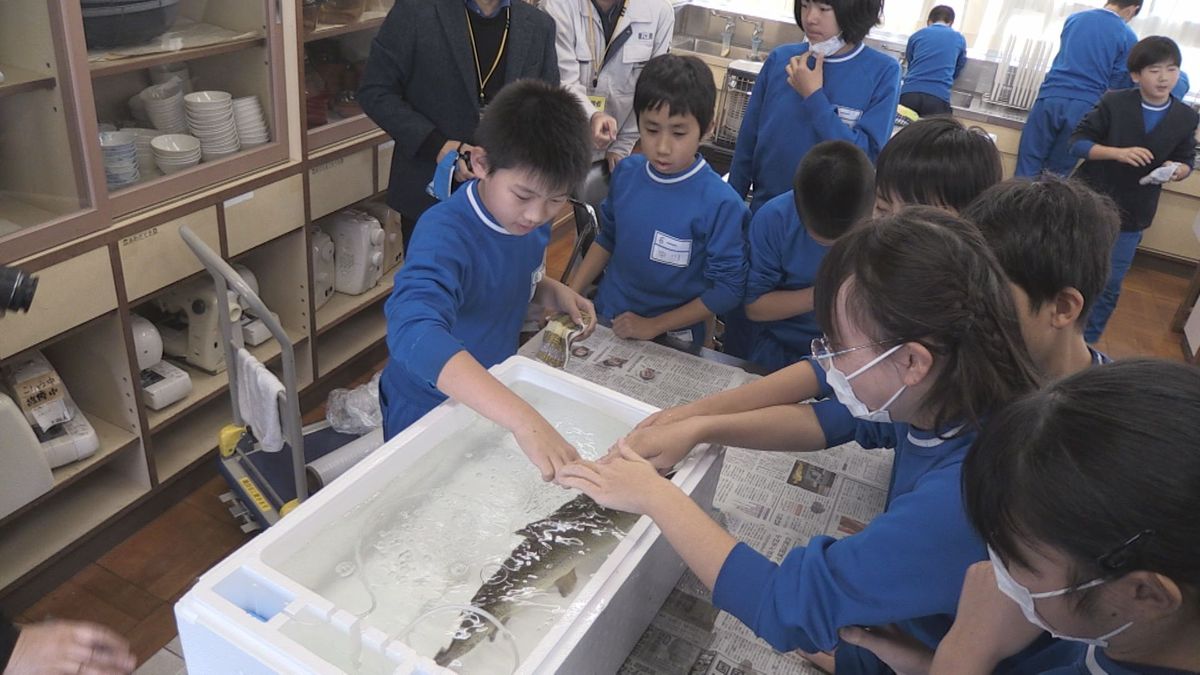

{"left": 16, "top": 232, "right": 1196, "bottom": 673}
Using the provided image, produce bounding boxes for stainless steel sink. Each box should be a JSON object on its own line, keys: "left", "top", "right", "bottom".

{"left": 671, "top": 36, "right": 762, "bottom": 62}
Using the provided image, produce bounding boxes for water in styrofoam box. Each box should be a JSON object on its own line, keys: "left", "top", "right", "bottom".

{"left": 272, "top": 380, "right": 633, "bottom": 672}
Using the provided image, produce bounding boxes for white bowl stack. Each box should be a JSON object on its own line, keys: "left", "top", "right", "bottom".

{"left": 122, "top": 127, "right": 161, "bottom": 179}
{"left": 184, "top": 90, "right": 240, "bottom": 162}
{"left": 141, "top": 78, "right": 186, "bottom": 134}
{"left": 231, "top": 96, "right": 269, "bottom": 147}
{"left": 99, "top": 130, "right": 140, "bottom": 189}
{"left": 151, "top": 133, "right": 202, "bottom": 174}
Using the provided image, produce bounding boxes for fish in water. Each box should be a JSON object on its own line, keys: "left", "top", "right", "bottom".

{"left": 434, "top": 493, "right": 639, "bottom": 667}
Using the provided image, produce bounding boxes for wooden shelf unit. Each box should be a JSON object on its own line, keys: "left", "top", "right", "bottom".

{"left": 89, "top": 35, "right": 266, "bottom": 78}
{"left": 303, "top": 16, "right": 386, "bottom": 43}
{"left": 0, "top": 449, "right": 149, "bottom": 590}
{"left": 0, "top": 64, "right": 55, "bottom": 99}
{"left": 316, "top": 296, "right": 387, "bottom": 377}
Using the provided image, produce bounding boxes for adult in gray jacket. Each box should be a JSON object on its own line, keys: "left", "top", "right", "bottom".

{"left": 360, "top": 0, "right": 560, "bottom": 244}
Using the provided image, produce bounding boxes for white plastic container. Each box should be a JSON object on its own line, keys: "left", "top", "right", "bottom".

{"left": 176, "top": 356, "right": 723, "bottom": 674}
{"left": 320, "top": 210, "right": 385, "bottom": 296}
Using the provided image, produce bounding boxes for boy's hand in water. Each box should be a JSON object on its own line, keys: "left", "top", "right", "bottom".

{"left": 514, "top": 418, "right": 581, "bottom": 482}
{"left": 617, "top": 418, "right": 703, "bottom": 470}
{"left": 559, "top": 440, "right": 673, "bottom": 513}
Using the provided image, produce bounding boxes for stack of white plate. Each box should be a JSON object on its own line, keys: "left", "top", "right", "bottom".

{"left": 122, "top": 127, "right": 161, "bottom": 179}
{"left": 231, "top": 96, "right": 269, "bottom": 147}
{"left": 151, "top": 133, "right": 202, "bottom": 174}
{"left": 184, "top": 90, "right": 240, "bottom": 162}
{"left": 141, "top": 79, "right": 186, "bottom": 134}
{"left": 100, "top": 130, "right": 140, "bottom": 189}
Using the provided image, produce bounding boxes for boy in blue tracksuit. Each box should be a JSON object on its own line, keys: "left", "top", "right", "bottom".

{"left": 568, "top": 54, "right": 747, "bottom": 345}
{"left": 382, "top": 80, "right": 596, "bottom": 482}
{"left": 1015, "top": 1, "right": 1142, "bottom": 178}
{"left": 745, "top": 141, "right": 875, "bottom": 372}
{"left": 729, "top": 0, "right": 900, "bottom": 215}
{"left": 899, "top": 5, "right": 967, "bottom": 117}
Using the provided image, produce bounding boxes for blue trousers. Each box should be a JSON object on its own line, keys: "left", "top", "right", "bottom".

{"left": 1085, "top": 230, "right": 1143, "bottom": 343}
{"left": 1016, "top": 97, "right": 1095, "bottom": 177}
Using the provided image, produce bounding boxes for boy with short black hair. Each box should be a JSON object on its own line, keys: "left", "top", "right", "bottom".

{"left": 899, "top": 5, "right": 967, "bottom": 117}
{"left": 744, "top": 140, "right": 875, "bottom": 371}
{"left": 963, "top": 177, "right": 1120, "bottom": 376}
{"left": 1069, "top": 35, "right": 1199, "bottom": 342}
{"left": 383, "top": 80, "right": 596, "bottom": 481}
{"left": 567, "top": 54, "right": 748, "bottom": 345}
{"left": 873, "top": 116, "right": 1003, "bottom": 215}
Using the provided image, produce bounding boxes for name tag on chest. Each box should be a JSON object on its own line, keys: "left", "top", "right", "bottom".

{"left": 530, "top": 263, "right": 545, "bottom": 300}
{"left": 650, "top": 231, "right": 691, "bottom": 267}
{"left": 836, "top": 106, "right": 864, "bottom": 129}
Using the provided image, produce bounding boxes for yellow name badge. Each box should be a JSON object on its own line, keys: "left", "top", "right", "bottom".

{"left": 588, "top": 95, "right": 607, "bottom": 112}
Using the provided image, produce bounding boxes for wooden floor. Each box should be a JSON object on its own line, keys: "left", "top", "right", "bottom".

{"left": 14, "top": 226, "right": 1194, "bottom": 668}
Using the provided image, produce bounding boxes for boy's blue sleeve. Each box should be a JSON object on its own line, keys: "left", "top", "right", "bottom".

{"left": 711, "top": 465, "right": 980, "bottom": 653}
{"left": 384, "top": 225, "right": 469, "bottom": 387}
{"left": 953, "top": 35, "right": 967, "bottom": 80}
{"left": 729, "top": 50, "right": 775, "bottom": 199}
{"left": 699, "top": 196, "right": 749, "bottom": 314}
{"left": 797, "top": 61, "right": 901, "bottom": 161}
{"left": 744, "top": 203, "right": 785, "bottom": 305}
{"left": 903, "top": 37, "right": 914, "bottom": 67}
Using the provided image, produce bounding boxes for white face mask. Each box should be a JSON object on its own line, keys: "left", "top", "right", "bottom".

{"left": 825, "top": 343, "right": 907, "bottom": 424}
{"left": 808, "top": 33, "right": 846, "bottom": 57}
{"left": 988, "top": 547, "right": 1134, "bottom": 648}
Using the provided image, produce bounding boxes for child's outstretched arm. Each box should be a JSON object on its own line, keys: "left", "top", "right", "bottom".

{"left": 559, "top": 441, "right": 737, "bottom": 588}
{"left": 437, "top": 351, "right": 580, "bottom": 481}
{"left": 622, "top": 401, "right": 832, "bottom": 470}
{"left": 567, "top": 244, "right": 611, "bottom": 295}
{"left": 635, "top": 359, "right": 824, "bottom": 429}
{"left": 744, "top": 288, "right": 815, "bottom": 322}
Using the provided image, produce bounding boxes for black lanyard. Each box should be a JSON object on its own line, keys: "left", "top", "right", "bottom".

{"left": 465, "top": 6, "right": 511, "bottom": 105}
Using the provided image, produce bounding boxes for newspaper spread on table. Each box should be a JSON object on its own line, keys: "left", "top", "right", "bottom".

{"left": 519, "top": 325, "right": 895, "bottom": 674}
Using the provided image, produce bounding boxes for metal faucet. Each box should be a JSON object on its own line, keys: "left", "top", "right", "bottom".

{"left": 711, "top": 10, "right": 737, "bottom": 57}
{"left": 739, "top": 15, "right": 766, "bottom": 60}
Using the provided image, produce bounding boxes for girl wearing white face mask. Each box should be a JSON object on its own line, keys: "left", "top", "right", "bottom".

{"left": 841, "top": 358, "right": 1200, "bottom": 674}
{"left": 560, "top": 207, "right": 1050, "bottom": 673}
{"left": 726, "top": 0, "right": 901, "bottom": 218}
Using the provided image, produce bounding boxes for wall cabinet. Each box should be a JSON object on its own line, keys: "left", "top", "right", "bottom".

{"left": 0, "top": 1, "right": 402, "bottom": 607}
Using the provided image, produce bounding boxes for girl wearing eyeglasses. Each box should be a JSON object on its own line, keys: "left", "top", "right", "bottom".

{"left": 560, "top": 206, "right": 1050, "bottom": 672}
{"left": 839, "top": 358, "right": 1200, "bottom": 674}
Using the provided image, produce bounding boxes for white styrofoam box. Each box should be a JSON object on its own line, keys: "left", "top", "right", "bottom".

{"left": 176, "top": 356, "right": 723, "bottom": 674}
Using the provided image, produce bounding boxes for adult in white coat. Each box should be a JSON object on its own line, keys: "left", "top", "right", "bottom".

{"left": 543, "top": 0, "right": 675, "bottom": 172}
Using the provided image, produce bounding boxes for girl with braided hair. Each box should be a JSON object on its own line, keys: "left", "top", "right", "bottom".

{"left": 560, "top": 207, "right": 1059, "bottom": 673}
